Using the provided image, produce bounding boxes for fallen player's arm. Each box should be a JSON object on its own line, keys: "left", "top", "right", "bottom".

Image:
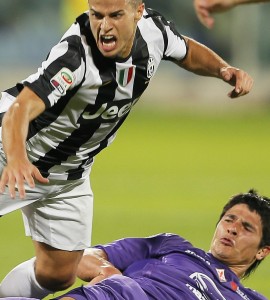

{"left": 194, "top": 0, "right": 270, "bottom": 29}
{"left": 237, "top": 0, "right": 270, "bottom": 4}
{"left": 77, "top": 248, "right": 122, "bottom": 285}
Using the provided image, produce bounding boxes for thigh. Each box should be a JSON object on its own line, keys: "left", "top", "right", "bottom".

{"left": 22, "top": 178, "right": 93, "bottom": 251}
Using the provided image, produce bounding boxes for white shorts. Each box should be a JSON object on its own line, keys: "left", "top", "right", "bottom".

{"left": 0, "top": 177, "right": 93, "bottom": 251}
{"left": 0, "top": 93, "right": 93, "bottom": 251}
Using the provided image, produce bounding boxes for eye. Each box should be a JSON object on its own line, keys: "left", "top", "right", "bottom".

{"left": 91, "top": 12, "right": 103, "bottom": 20}
{"left": 111, "top": 12, "right": 123, "bottom": 19}
{"left": 244, "top": 225, "right": 253, "bottom": 232}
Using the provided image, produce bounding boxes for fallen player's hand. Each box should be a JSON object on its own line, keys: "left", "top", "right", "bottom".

{"left": 194, "top": 0, "right": 237, "bottom": 29}
{"left": 88, "top": 263, "right": 122, "bottom": 285}
{"left": 194, "top": 0, "right": 216, "bottom": 29}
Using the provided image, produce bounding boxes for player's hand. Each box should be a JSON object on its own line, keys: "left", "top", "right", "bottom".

{"left": 0, "top": 158, "right": 49, "bottom": 199}
{"left": 194, "top": 0, "right": 236, "bottom": 29}
{"left": 88, "top": 263, "right": 122, "bottom": 285}
{"left": 220, "top": 66, "right": 254, "bottom": 98}
{"left": 77, "top": 248, "right": 122, "bottom": 285}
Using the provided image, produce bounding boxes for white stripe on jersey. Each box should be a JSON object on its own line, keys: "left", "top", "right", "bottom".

{"left": 0, "top": 92, "right": 15, "bottom": 113}
{"left": 164, "top": 25, "right": 187, "bottom": 59}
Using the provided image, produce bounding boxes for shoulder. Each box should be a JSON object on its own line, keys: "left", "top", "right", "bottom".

{"left": 137, "top": 7, "right": 186, "bottom": 61}
{"left": 143, "top": 8, "right": 170, "bottom": 26}
{"left": 59, "top": 13, "right": 88, "bottom": 46}
{"left": 75, "top": 11, "right": 90, "bottom": 35}
{"left": 140, "top": 7, "right": 180, "bottom": 36}
{"left": 153, "top": 233, "right": 193, "bottom": 250}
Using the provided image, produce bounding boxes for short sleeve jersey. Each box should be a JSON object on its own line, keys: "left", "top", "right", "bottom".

{"left": 96, "top": 233, "right": 267, "bottom": 300}
{"left": 0, "top": 8, "right": 187, "bottom": 181}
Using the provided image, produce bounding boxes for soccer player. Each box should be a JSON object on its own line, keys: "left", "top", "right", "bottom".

{"left": 194, "top": 0, "right": 270, "bottom": 29}
{"left": 6, "top": 190, "right": 270, "bottom": 300}
{"left": 0, "top": 0, "right": 253, "bottom": 298}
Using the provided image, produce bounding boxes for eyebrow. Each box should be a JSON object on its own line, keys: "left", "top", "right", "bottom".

{"left": 90, "top": 8, "right": 124, "bottom": 16}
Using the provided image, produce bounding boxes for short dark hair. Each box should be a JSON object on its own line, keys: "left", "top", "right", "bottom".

{"left": 218, "top": 189, "right": 270, "bottom": 278}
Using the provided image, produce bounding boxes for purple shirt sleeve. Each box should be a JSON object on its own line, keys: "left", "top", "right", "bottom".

{"left": 94, "top": 233, "right": 191, "bottom": 271}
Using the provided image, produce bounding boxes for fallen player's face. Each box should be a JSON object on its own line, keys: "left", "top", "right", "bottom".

{"left": 88, "top": 0, "right": 144, "bottom": 59}
{"left": 210, "top": 204, "right": 263, "bottom": 268}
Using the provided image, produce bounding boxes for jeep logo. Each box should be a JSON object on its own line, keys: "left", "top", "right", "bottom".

{"left": 82, "top": 99, "right": 137, "bottom": 122}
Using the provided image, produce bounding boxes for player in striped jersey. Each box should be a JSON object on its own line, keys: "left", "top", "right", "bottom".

{"left": 0, "top": 0, "right": 253, "bottom": 298}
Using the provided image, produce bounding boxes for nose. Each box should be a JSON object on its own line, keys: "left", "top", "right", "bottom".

{"left": 227, "top": 221, "right": 240, "bottom": 236}
{"left": 227, "top": 227, "right": 237, "bottom": 235}
{"left": 100, "top": 17, "right": 111, "bottom": 33}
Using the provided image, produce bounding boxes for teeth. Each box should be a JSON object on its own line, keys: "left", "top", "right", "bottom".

{"left": 103, "top": 36, "right": 113, "bottom": 40}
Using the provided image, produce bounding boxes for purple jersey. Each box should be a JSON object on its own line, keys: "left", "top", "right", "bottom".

{"left": 54, "top": 233, "right": 266, "bottom": 300}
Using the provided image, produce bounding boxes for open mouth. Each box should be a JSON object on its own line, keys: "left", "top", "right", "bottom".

{"left": 100, "top": 35, "right": 117, "bottom": 52}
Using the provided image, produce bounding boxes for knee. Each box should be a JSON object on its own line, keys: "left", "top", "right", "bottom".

{"left": 35, "top": 267, "right": 76, "bottom": 292}
{"left": 33, "top": 242, "right": 83, "bottom": 292}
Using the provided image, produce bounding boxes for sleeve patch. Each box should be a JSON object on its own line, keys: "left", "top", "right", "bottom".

{"left": 50, "top": 67, "right": 74, "bottom": 95}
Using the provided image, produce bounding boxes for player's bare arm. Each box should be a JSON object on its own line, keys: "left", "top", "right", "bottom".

{"left": 0, "top": 87, "right": 48, "bottom": 199}
{"left": 177, "top": 36, "right": 253, "bottom": 98}
{"left": 77, "top": 248, "right": 122, "bottom": 285}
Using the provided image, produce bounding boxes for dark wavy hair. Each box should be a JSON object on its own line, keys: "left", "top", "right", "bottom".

{"left": 218, "top": 189, "right": 270, "bottom": 278}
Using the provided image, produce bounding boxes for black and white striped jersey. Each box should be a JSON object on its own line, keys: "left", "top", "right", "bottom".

{"left": 1, "top": 8, "right": 187, "bottom": 180}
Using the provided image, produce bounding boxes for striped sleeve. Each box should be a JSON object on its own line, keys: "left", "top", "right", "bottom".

{"left": 144, "top": 8, "right": 187, "bottom": 62}
{"left": 23, "top": 23, "right": 86, "bottom": 108}
{"left": 164, "top": 22, "right": 187, "bottom": 61}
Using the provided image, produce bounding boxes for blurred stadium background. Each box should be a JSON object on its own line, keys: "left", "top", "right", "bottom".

{"left": 1, "top": 0, "right": 270, "bottom": 298}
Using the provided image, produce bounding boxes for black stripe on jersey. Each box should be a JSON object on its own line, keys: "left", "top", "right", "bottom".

{"left": 131, "top": 27, "right": 150, "bottom": 99}
{"left": 4, "top": 83, "right": 24, "bottom": 97}
{"left": 0, "top": 113, "right": 4, "bottom": 127}
{"left": 24, "top": 35, "right": 86, "bottom": 109}
{"left": 0, "top": 84, "right": 24, "bottom": 126}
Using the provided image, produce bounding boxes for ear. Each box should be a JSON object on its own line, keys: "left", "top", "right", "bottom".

{"left": 256, "top": 246, "right": 270, "bottom": 261}
{"left": 135, "top": 3, "right": 145, "bottom": 21}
